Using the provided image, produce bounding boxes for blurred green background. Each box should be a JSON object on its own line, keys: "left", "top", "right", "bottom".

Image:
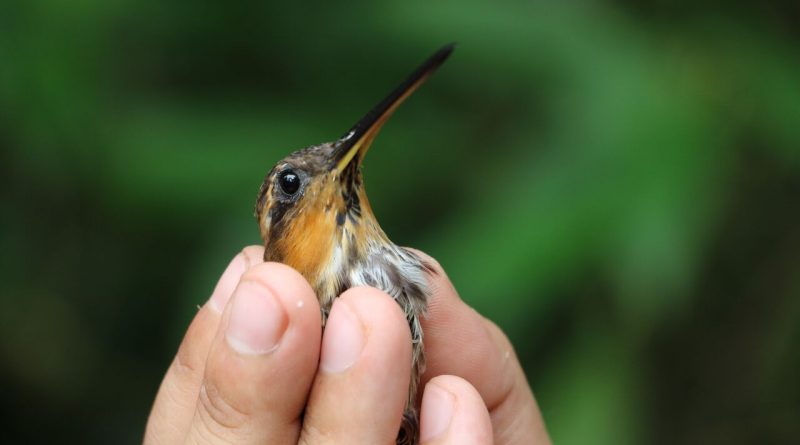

{"left": 2, "top": 1, "right": 799, "bottom": 443}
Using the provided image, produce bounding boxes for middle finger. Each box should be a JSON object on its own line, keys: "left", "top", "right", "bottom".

{"left": 300, "top": 287, "right": 412, "bottom": 444}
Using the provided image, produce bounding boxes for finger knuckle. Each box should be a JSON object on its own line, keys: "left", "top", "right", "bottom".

{"left": 298, "top": 416, "right": 335, "bottom": 445}
{"left": 197, "top": 381, "right": 251, "bottom": 433}
{"left": 481, "top": 318, "right": 522, "bottom": 413}
{"left": 484, "top": 317, "right": 516, "bottom": 353}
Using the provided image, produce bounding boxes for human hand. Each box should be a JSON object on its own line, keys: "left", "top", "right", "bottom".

{"left": 411, "top": 250, "right": 551, "bottom": 444}
{"left": 144, "top": 246, "right": 549, "bottom": 444}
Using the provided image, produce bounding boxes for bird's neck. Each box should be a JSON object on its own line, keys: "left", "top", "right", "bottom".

{"left": 313, "top": 187, "right": 390, "bottom": 310}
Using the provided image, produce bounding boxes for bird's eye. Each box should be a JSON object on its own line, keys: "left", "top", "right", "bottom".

{"left": 278, "top": 170, "right": 301, "bottom": 195}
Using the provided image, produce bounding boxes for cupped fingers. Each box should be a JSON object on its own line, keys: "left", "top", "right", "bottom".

{"left": 411, "top": 249, "right": 550, "bottom": 444}
{"left": 420, "top": 376, "right": 493, "bottom": 445}
{"left": 183, "top": 262, "right": 322, "bottom": 444}
{"left": 299, "top": 287, "right": 412, "bottom": 444}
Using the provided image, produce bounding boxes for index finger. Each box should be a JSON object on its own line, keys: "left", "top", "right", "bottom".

{"left": 145, "top": 246, "right": 265, "bottom": 445}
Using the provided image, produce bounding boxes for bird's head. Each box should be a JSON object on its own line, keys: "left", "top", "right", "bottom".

{"left": 255, "top": 45, "right": 454, "bottom": 289}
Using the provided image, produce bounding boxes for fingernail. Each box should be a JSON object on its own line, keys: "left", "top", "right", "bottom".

{"left": 319, "top": 300, "right": 365, "bottom": 373}
{"left": 420, "top": 384, "right": 455, "bottom": 442}
{"left": 225, "top": 281, "right": 288, "bottom": 355}
{"left": 208, "top": 254, "right": 247, "bottom": 313}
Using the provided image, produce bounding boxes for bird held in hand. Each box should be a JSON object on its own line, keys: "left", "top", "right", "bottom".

{"left": 255, "top": 44, "right": 454, "bottom": 445}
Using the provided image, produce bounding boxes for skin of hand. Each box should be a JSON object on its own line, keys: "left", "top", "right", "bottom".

{"left": 144, "top": 246, "right": 551, "bottom": 445}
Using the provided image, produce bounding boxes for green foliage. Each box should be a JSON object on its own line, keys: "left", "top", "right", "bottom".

{"left": 1, "top": 1, "right": 799, "bottom": 443}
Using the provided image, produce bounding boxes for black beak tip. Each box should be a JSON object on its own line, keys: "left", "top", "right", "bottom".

{"left": 329, "top": 42, "right": 457, "bottom": 170}
{"left": 431, "top": 43, "right": 457, "bottom": 69}
{"left": 440, "top": 42, "right": 457, "bottom": 56}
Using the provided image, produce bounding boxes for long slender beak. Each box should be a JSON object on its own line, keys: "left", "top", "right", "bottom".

{"left": 330, "top": 44, "right": 455, "bottom": 173}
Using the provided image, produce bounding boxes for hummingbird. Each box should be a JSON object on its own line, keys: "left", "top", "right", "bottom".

{"left": 255, "top": 45, "right": 454, "bottom": 444}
